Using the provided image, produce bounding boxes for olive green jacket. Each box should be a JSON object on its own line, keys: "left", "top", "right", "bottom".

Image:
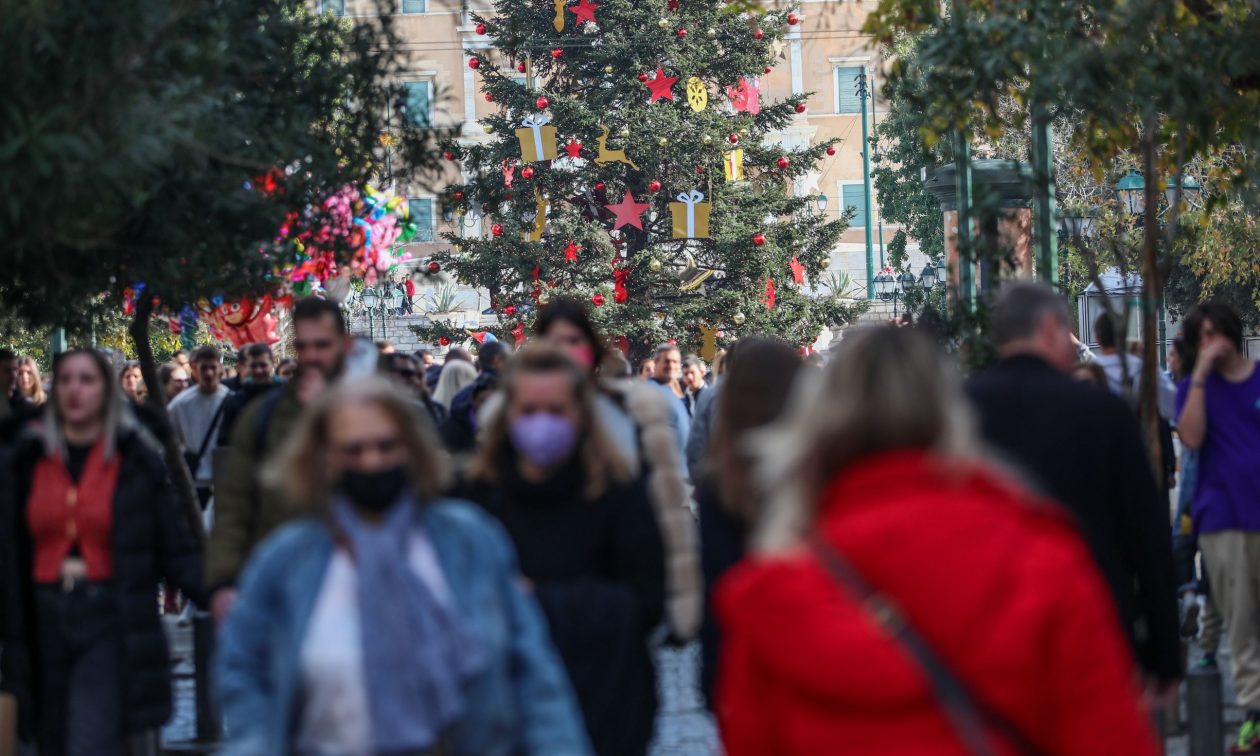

{"left": 205, "top": 384, "right": 309, "bottom": 590}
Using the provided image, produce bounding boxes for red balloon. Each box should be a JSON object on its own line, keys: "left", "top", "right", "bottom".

{"left": 677, "top": 28, "right": 687, "bottom": 38}
{"left": 475, "top": 22, "right": 487, "bottom": 34}
{"left": 551, "top": 48, "right": 563, "bottom": 59}
{"left": 648, "top": 180, "right": 661, "bottom": 192}
{"left": 795, "top": 102, "right": 807, "bottom": 113}
{"left": 492, "top": 224, "right": 504, "bottom": 236}
{"left": 752, "top": 232, "right": 766, "bottom": 246}
{"left": 753, "top": 28, "right": 764, "bottom": 39}
{"left": 592, "top": 293, "right": 606, "bottom": 306}
{"left": 787, "top": 12, "right": 799, "bottom": 25}
{"left": 521, "top": 166, "right": 535, "bottom": 179}
{"left": 536, "top": 96, "right": 550, "bottom": 109}
{"left": 468, "top": 57, "right": 481, "bottom": 69}
{"left": 826, "top": 145, "right": 836, "bottom": 156}
{"left": 777, "top": 156, "right": 790, "bottom": 169}
{"left": 728, "top": 133, "right": 739, "bottom": 144}
{"left": 428, "top": 261, "right": 441, "bottom": 274}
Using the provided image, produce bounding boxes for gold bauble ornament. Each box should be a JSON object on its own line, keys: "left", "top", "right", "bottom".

{"left": 605, "top": 65, "right": 614, "bottom": 74}
{"left": 482, "top": 123, "right": 494, "bottom": 133}
{"left": 706, "top": 28, "right": 716, "bottom": 37}
{"left": 658, "top": 18, "right": 670, "bottom": 28}
{"left": 739, "top": 128, "right": 748, "bottom": 136}
{"left": 658, "top": 137, "right": 669, "bottom": 146}
{"left": 620, "top": 127, "right": 631, "bottom": 137}
{"left": 701, "top": 134, "right": 712, "bottom": 144}
{"left": 732, "top": 311, "right": 746, "bottom": 325}
{"left": 538, "top": 291, "right": 552, "bottom": 305}
{"left": 648, "top": 258, "right": 663, "bottom": 272}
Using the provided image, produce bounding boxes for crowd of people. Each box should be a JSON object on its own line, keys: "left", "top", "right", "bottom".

{"left": 0, "top": 281, "right": 1258, "bottom": 755}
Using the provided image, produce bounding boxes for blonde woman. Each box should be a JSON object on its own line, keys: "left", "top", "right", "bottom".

{"left": 15, "top": 356, "right": 46, "bottom": 407}
{"left": 715, "top": 326, "right": 1159, "bottom": 756}
{"left": 214, "top": 377, "right": 590, "bottom": 756}
{"left": 432, "top": 359, "right": 477, "bottom": 409}
{"left": 457, "top": 344, "right": 666, "bottom": 756}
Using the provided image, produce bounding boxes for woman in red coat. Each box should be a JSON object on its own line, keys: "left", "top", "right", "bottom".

{"left": 715, "top": 326, "right": 1160, "bottom": 756}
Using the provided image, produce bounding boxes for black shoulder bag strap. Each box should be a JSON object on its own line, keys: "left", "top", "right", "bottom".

{"left": 190, "top": 398, "right": 229, "bottom": 473}
{"left": 809, "top": 536, "right": 1045, "bottom": 756}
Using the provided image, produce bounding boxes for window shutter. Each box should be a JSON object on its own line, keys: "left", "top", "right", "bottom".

{"left": 842, "top": 185, "right": 866, "bottom": 227}
{"left": 835, "top": 67, "right": 863, "bottom": 115}
{"left": 408, "top": 199, "right": 435, "bottom": 241}
{"left": 404, "top": 82, "right": 431, "bottom": 127}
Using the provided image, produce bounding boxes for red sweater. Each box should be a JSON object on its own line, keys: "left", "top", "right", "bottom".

{"left": 26, "top": 442, "right": 120, "bottom": 582}
{"left": 715, "top": 450, "right": 1159, "bottom": 756}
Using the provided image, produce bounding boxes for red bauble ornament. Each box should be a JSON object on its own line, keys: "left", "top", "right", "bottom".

{"left": 753, "top": 28, "right": 764, "bottom": 39}
{"left": 595, "top": 181, "right": 606, "bottom": 192}
{"left": 764, "top": 66, "right": 772, "bottom": 74}
{"left": 536, "top": 95, "right": 550, "bottom": 109}
{"left": 428, "top": 261, "right": 441, "bottom": 274}
{"left": 453, "top": 191, "right": 464, "bottom": 200}
{"left": 728, "top": 133, "right": 739, "bottom": 144}
{"left": 443, "top": 151, "right": 456, "bottom": 161}
{"left": 592, "top": 293, "right": 606, "bottom": 306}
{"left": 677, "top": 28, "right": 687, "bottom": 38}
{"left": 777, "top": 156, "right": 790, "bottom": 169}
{"left": 469, "top": 57, "right": 481, "bottom": 69}
{"left": 638, "top": 72, "right": 650, "bottom": 82}
{"left": 794, "top": 102, "right": 807, "bottom": 113}
{"left": 475, "top": 22, "right": 487, "bottom": 34}
{"left": 786, "top": 12, "right": 799, "bottom": 25}
{"left": 696, "top": 165, "right": 705, "bottom": 173}
{"left": 521, "top": 166, "right": 535, "bottom": 180}
{"left": 826, "top": 145, "right": 837, "bottom": 156}
{"left": 517, "top": 62, "right": 527, "bottom": 73}
{"left": 484, "top": 92, "right": 494, "bottom": 102}
{"left": 752, "top": 232, "right": 766, "bottom": 246}
{"left": 439, "top": 337, "right": 451, "bottom": 346}
{"left": 668, "top": 0, "right": 679, "bottom": 8}
{"left": 504, "top": 305, "right": 517, "bottom": 316}
{"left": 648, "top": 180, "right": 662, "bottom": 192}
{"left": 491, "top": 223, "right": 504, "bottom": 236}
{"left": 551, "top": 48, "right": 563, "bottom": 59}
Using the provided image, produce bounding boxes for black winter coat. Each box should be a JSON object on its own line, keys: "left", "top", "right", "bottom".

{"left": 456, "top": 462, "right": 666, "bottom": 756}
{"left": 0, "top": 427, "right": 205, "bottom": 740}
{"left": 966, "top": 354, "right": 1180, "bottom": 683}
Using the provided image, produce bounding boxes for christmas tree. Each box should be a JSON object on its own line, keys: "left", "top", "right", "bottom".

{"left": 415, "top": 0, "right": 860, "bottom": 358}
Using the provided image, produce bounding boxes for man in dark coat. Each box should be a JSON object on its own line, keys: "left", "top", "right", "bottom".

{"left": 966, "top": 281, "right": 1180, "bottom": 688}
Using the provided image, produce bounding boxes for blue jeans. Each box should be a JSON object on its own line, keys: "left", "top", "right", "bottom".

{"left": 35, "top": 581, "right": 124, "bottom": 756}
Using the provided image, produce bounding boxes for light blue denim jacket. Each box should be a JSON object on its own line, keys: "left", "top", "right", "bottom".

{"left": 213, "top": 499, "right": 593, "bottom": 756}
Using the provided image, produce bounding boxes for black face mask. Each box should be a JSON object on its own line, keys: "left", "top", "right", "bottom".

{"left": 337, "top": 466, "right": 409, "bottom": 512}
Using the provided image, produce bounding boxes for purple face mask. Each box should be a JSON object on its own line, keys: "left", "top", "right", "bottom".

{"left": 509, "top": 413, "right": 579, "bottom": 468}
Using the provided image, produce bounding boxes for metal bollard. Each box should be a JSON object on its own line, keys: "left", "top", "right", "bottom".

{"left": 193, "top": 613, "right": 222, "bottom": 742}
{"left": 1187, "top": 664, "right": 1223, "bottom": 756}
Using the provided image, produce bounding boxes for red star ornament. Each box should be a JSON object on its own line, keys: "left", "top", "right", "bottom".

{"left": 563, "top": 139, "right": 583, "bottom": 159}
{"left": 568, "top": 0, "right": 600, "bottom": 24}
{"left": 606, "top": 190, "right": 650, "bottom": 230}
{"left": 789, "top": 256, "right": 805, "bottom": 284}
{"left": 644, "top": 67, "right": 679, "bottom": 103}
{"left": 564, "top": 240, "right": 580, "bottom": 262}
{"left": 761, "top": 278, "right": 777, "bottom": 310}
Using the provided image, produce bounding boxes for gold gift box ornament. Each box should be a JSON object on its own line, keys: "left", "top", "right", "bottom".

{"left": 516, "top": 113, "right": 558, "bottom": 163}
{"left": 670, "top": 189, "right": 710, "bottom": 239}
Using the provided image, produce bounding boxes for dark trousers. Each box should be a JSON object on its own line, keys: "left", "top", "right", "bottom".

{"left": 35, "top": 581, "right": 124, "bottom": 756}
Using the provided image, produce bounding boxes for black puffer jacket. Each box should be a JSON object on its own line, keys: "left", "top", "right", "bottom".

{"left": 0, "top": 426, "right": 205, "bottom": 741}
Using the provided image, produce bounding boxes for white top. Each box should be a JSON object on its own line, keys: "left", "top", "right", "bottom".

{"left": 167, "top": 385, "right": 229, "bottom": 484}
{"left": 1092, "top": 353, "right": 1177, "bottom": 420}
{"left": 295, "top": 530, "right": 452, "bottom": 756}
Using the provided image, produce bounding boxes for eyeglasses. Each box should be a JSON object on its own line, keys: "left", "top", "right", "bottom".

{"left": 334, "top": 437, "right": 403, "bottom": 459}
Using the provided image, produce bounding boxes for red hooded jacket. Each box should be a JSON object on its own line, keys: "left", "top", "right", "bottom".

{"left": 715, "top": 450, "right": 1159, "bottom": 756}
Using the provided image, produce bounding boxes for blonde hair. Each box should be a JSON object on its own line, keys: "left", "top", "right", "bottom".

{"left": 266, "top": 376, "right": 450, "bottom": 509}
{"left": 16, "top": 356, "right": 46, "bottom": 406}
{"left": 469, "top": 343, "right": 631, "bottom": 500}
{"left": 433, "top": 360, "right": 477, "bottom": 407}
{"left": 752, "top": 326, "right": 980, "bottom": 554}
{"left": 42, "top": 349, "right": 133, "bottom": 460}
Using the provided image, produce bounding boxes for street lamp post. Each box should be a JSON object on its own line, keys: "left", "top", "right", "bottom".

{"left": 361, "top": 286, "right": 381, "bottom": 341}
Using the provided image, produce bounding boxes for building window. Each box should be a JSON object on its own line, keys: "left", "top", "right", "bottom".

{"left": 841, "top": 184, "right": 866, "bottom": 227}
{"left": 408, "top": 198, "right": 437, "bottom": 242}
{"left": 319, "top": 0, "right": 345, "bottom": 15}
{"left": 833, "top": 66, "right": 864, "bottom": 115}
{"left": 401, "top": 81, "right": 432, "bottom": 127}
{"left": 401, "top": 0, "right": 425, "bottom": 12}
